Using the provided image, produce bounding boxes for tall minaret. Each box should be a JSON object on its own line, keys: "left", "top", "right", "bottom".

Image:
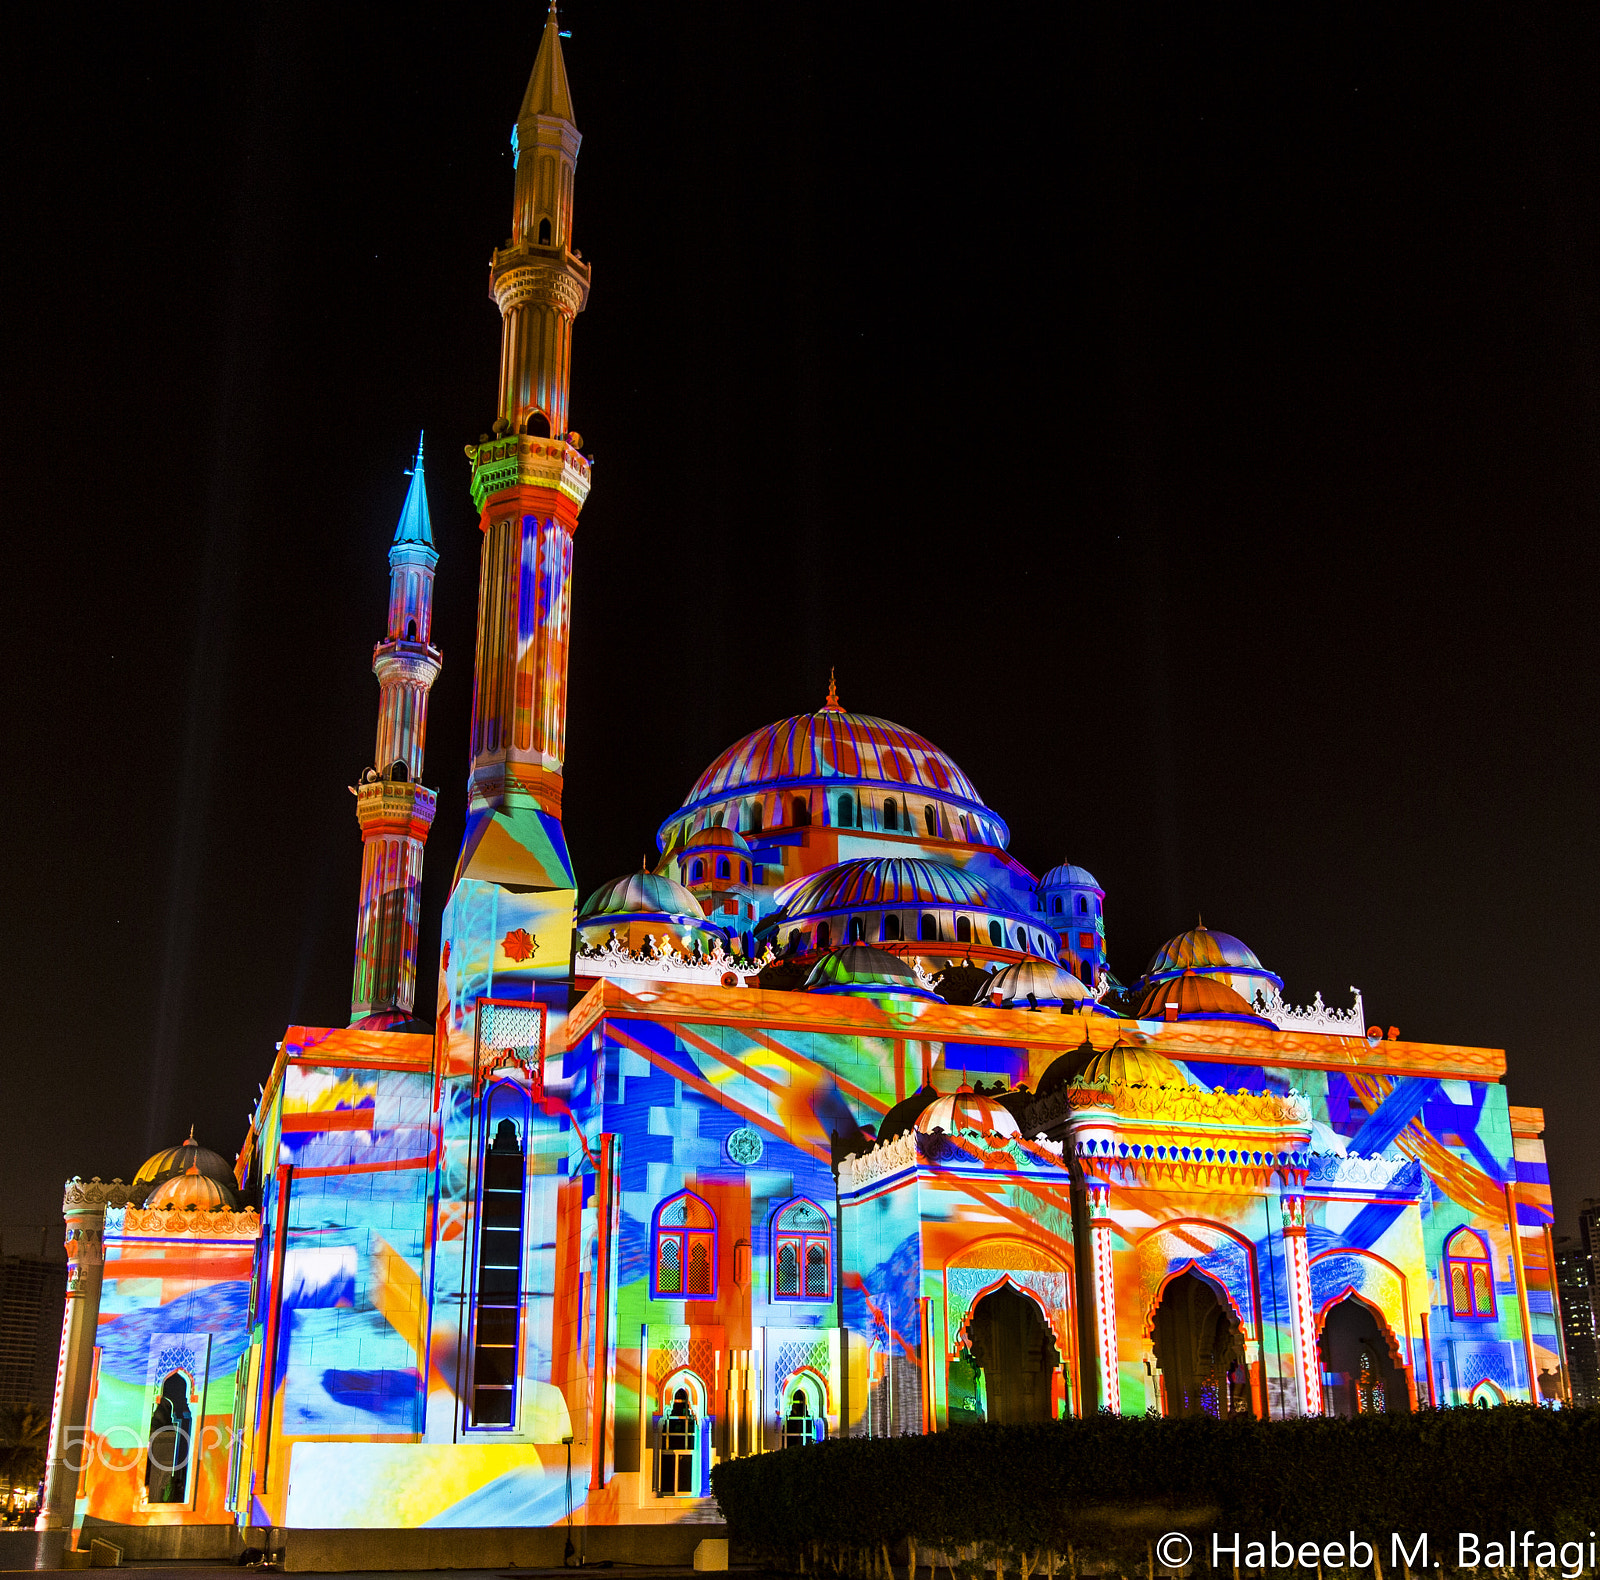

{"left": 446, "top": 3, "right": 590, "bottom": 937}
{"left": 351, "top": 435, "right": 442, "bottom": 1027}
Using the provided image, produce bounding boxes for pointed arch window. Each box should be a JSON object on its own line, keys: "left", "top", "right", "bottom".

{"left": 1444, "top": 1228, "right": 1496, "bottom": 1319}
{"left": 653, "top": 1191, "right": 717, "bottom": 1300}
{"left": 781, "top": 1375, "right": 826, "bottom": 1446}
{"left": 470, "top": 1081, "right": 528, "bottom": 1427}
{"left": 772, "top": 1198, "right": 833, "bottom": 1301}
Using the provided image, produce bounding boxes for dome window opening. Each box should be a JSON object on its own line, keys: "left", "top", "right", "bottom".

{"left": 924, "top": 805, "right": 938, "bottom": 836}
{"left": 748, "top": 800, "right": 763, "bottom": 833}
{"left": 716, "top": 857, "right": 731, "bottom": 881}
{"left": 957, "top": 916, "right": 972, "bottom": 944}
{"left": 960, "top": 812, "right": 973, "bottom": 841}
{"left": 884, "top": 798, "right": 899, "bottom": 831}
{"left": 740, "top": 861, "right": 750, "bottom": 883}
{"left": 919, "top": 913, "right": 938, "bottom": 942}
{"left": 816, "top": 921, "right": 831, "bottom": 950}
{"left": 849, "top": 917, "right": 865, "bottom": 944}
{"left": 1052, "top": 896, "right": 1063, "bottom": 914}
{"left": 881, "top": 914, "right": 901, "bottom": 943}
{"left": 838, "top": 792, "right": 856, "bottom": 827}
{"left": 538, "top": 216, "right": 552, "bottom": 245}
{"left": 791, "top": 795, "right": 810, "bottom": 827}
{"left": 989, "top": 920, "right": 1003, "bottom": 947}
{"left": 690, "top": 859, "right": 705, "bottom": 884}
{"left": 1076, "top": 894, "right": 1089, "bottom": 914}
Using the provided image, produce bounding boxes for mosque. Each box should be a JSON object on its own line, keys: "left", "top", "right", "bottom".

{"left": 38, "top": 4, "right": 1572, "bottom": 1554}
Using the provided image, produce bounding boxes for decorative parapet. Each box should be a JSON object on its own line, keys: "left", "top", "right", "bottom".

{"left": 836, "top": 1130, "right": 919, "bottom": 1192}
{"left": 577, "top": 934, "right": 772, "bottom": 989}
{"left": 1024, "top": 1080, "right": 1311, "bottom": 1135}
{"left": 837, "top": 1126, "right": 1067, "bottom": 1190}
{"left": 465, "top": 434, "right": 592, "bottom": 512}
{"left": 1305, "top": 1152, "right": 1424, "bottom": 1192}
{"left": 1255, "top": 986, "right": 1366, "bottom": 1036}
{"left": 109, "top": 1205, "right": 263, "bottom": 1239}
{"left": 63, "top": 1177, "right": 133, "bottom": 1212}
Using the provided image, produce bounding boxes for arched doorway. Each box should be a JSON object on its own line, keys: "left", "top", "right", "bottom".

{"left": 145, "top": 1372, "right": 193, "bottom": 1504}
{"left": 964, "top": 1284, "right": 1061, "bottom": 1423}
{"left": 1151, "top": 1271, "right": 1250, "bottom": 1418}
{"left": 1318, "top": 1296, "right": 1407, "bottom": 1416}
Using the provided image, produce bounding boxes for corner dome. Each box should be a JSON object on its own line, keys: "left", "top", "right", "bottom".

{"left": 1079, "top": 1040, "right": 1188, "bottom": 1088}
{"left": 1133, "top": 969, "right": 1272, "bottom": 1025}
{"left": 1040, "top": 862, "right": 1100, "bottom": 891}
{"left": 144, "top": 1164, "right": 239, "bottom": 1212}
{"left": 916, "top": 1084, "right": 1021, "bottom": 1138}
{"left": 985, "top": 958, "right": 1095, "bottom": 1009}
{"left": 682, "top": 825, "right": 752, "bottom": 856}
{"left": 131, "top": 1128, "right": 237, "bottom": 1205}
{"left": 578, "top": 870, "right": 706, "bottom": 922}
{"left": 803, "top": 944, "right": 937, "bottom": 999}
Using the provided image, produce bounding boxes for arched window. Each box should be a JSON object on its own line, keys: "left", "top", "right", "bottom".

{"left": 538, "top": 216, "right": 552, "bottom": 245}
{"left": 1052, "top": 896, "right": 1062, "bottom": 913}
{"left": 884, "top": 798, "right": 898, "bottom": 830}
{"left": 653, "top": 1191, "right": 717, "bottom": 1299}
{"left": 988, "top": 920, "right": 1003, "bottom": 946}
{"left": 1077, "top": 894, "right": 1088, "bottom": 914}
{"left": 773, "top": 1198, "right": 833, "bottom": 1300}
{"left": 390, "top": 760, "right": 409, "bottom": 782}
{"left": 816, "top": 920, "right": 831, "bottom": 950}
{"left": 690, "top": 859, "right": 704, "bottom": 883}
{"left": 792, "top": 795, "right": 810, "bottom": 827}
{"left": 749, "top": 801, "right": 763, "bottom": 833}
{"left": 919, "top": 913, "right": 938, "bottom": 941}
{"left": 849, "top": 916, "right": 865, "bottom": 943}
{"left": 839, "top": 793, "right": 855, "bottom": 827}
{"left": 471, "top": 1083, "right": 528, "bottom": 1427}
{"left": 1015, "top": 928, "right": 1029, "bottom": 954}
{"left": 406, "top": 618, "right": 417, "bottom": 640}
{"left": 881, "top": 913, "right": 900, "bottom": 942}
{"left": 717, "top": 857, "right": 731, "bottom": 880}
{"left": 924, "top": 805, "right": 937, "bottom": 836}
{"left": 1080, "top": 960, "right": 1093, "bottom": 986}
{"left": 956, "top": 916, "right": 972, "bottom": 943}
{"left": 1444, "top": 1229, "right": 1496, "bottom": 1319}
{"left": 657, "top": 1377, "right": 702, "bottom": 1494}
{"left": 740, "top": 861, "right": 750, "bottom": 883}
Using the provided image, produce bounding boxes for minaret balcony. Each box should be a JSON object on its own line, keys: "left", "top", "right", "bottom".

{"left": 354, "top": 778, "right": 437, "bottom": 840}
{"left": 466, "top": 433, "right": 591, "bottom": 513}
{"left": 372, "top": 641, "right": 442, "bottom": 687}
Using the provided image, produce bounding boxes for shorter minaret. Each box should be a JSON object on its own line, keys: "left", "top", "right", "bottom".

{"left": 351, "top": 435, "right": 442, "bottom": 1027}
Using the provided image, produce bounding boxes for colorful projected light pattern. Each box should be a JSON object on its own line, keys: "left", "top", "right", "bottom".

{"left": 38, "top": 1, "right": 1571, "bottom": 1552}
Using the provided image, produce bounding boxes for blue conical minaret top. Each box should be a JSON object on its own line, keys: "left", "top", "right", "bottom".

{"left": 392, "top": 432, "right": 434, "bottom": 550}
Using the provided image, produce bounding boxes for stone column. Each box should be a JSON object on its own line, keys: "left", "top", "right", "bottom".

{"left": 37, "top": 1177, "right": 129, "bottom": 1531}
{"left": 1281, "top": 1193, "right": 1322, "bottom": 1416}
{"left": 1087, "top": 1183, "right": 1121, "bottom": 1414}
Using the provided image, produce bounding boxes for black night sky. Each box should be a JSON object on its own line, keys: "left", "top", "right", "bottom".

{"left": 3, "top": 5, "right": 1597, "bottom": 1243}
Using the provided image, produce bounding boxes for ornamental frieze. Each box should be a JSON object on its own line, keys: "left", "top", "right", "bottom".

{"left": 113, "top": 1205, "right": 263, "bottom": 1239}
{"left": 1024, "top": 1079, "right": 1311, "bottom": 1135}
{"left": 62, "top": 1176, "right": 133, "bottom": 1211}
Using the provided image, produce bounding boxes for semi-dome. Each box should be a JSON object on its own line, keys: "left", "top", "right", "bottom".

{"left": 578, "top": 870, "right": 706, "bottom": 922}
{"left": 916, "top": 1084, "right": 1021, "bottom": 1138}
{"left": 144, "top": 1164, "right": 239, "bottom": 1212}
{"left": 985, "top": 958, "right": 1095, "bottom": 1009}
{"left": 1133, "top": 970, "right": 1272, "bottom": 1025}
{"left": 131, "top": 1128, "right": 237, "bottom": 1205}
{"left": 803, "top": 944, "right": 936, "bottom": 999}
{"left": 1078, "top": 1040, "right": 1187, "bottom": 1088}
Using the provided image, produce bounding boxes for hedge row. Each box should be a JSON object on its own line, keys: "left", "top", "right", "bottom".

{"left": 710, "top": 1409, "right": 1600, "bottom": 1572}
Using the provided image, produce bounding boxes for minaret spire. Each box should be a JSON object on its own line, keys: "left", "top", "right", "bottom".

{"left": 350, "top": 434, "right": 442, "bottom": 1028}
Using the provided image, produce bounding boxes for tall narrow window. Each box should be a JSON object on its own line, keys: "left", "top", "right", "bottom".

{"left": 816, "top": 921, "right": 831, "bottom": 950}
{"left": 717, "top": 857, "right": 731, "bottom": 880}
{"left": 749, "top": 801, "right": 763, "bottom": 833}
{"left": 145, "top": 1373, "right": 193, "bottom": 1504}
{"left": 792, "top": 795, "right": 810, "bottom": 827}
{"left": 690, "top": 859, "right": 705, "bottom": 883}
{"left": 1444, "top": 1228, "right": 1496, "bottom": 1318}
{"left": 988, "top": 920, "right": 1003, "bottom": 946}
{"left": 849, "top": 916, "right": 865, "bottom": 943}
{"left": 773, "top": 1198, "right": 832, "bottom": 1301}
{"left": 884, "top": 798, "right": 898, "bottom": 830}
{"left": 956, "top": 916, "right": 971, "bottom": 943}
{"left": 1077, "top": 894, "right": 1088, "bottom": 914}
{"left": 1052, "top": 896, "right": 1063, "bottom": 914}
{"left": 924, "top": 805, "right": 938, "bottom": 835}
{"left": 839, "top": 793, "right": 855, "bottom": 826}
{"left": 471, "top": 1084, "right": 527, "bottom": 1427}
{"left": 919, "top": 913, "right": 938, "bottom": 941}
{"left": 1356, "top": 1350, "right": 1385, "bottom": 1414}
{"left": 741, "top": 861, "right": 750, "bottom": 883}
{"left": 882, "top": 914, "right": 900, "bottom": 942}
{"left": 653, "top": 1191, "right": 717, "bottom": 1299}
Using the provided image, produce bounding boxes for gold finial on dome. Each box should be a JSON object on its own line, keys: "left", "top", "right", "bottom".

{"left": 824, "top": 668, "right": 842, "bottom": 711}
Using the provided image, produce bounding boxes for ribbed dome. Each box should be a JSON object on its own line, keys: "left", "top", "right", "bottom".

{"left": 1144, "top": 924, "right": 1263, "bottom": 979}
{"left": 1134, "top": 970, "right": 1271, "bottom": 1024}
{"left": 803, "top": 944, "right": 935, "bottom": 998}
{"left": 578, "top": 870, "right": 706, "bottom": 921}
{"left": 132, "top": 1129, "right": 237, "bottom": 1205}
{"left": 677, "top": 709, "right": 991, "bottom": 817}
{"left": 145, "top": 1165, "right": 239, "bottom": 1212}
{"left": 682, "top": 825, "right": 752, "bottom": 855}
{"left": 1040, "top": 862, "right": 1100, "bottom": 890}
{"left": 1079, "top": 1040, "right": 1187, "bottom": 1088}
{"left": 776, "top": 857, "right": 990, "bottom": 918}
{"left": 1037, "top": 1034, "right": 1100, "bottom": 1096}
{"left": 986, "top": 958, "right": 1094, "bottom": 1008}
{"left": 916, "top": 1084, "right": 1022, "bottom": 1138}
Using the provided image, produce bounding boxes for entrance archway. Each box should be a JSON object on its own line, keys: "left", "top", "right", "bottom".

{"left": 964, "top": 1284, "right": 1061, "bottom": 1423}
{"left": 1317, "top": 1296, "right": 1408, "bottom": 1416}
{"left": 1151, "top": 1271, "right": 1250, "bottom": 1418}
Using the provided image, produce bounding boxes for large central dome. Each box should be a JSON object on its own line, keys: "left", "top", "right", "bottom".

{"left": 659, "top": 703, "right": 1010, "bottom": 851}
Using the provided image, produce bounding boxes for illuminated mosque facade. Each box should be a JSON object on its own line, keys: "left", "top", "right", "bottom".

{"left": 40, "top": 6, "right": 1574, "bottom": 1550}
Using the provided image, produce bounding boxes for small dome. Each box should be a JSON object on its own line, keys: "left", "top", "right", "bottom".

{"left": 1133, "top": 970, "right": 1271, "bottom": 1025}
{"left": 145, "top": 1165, "right": 237, "bottom": 1212}
{"left": 132, "top": 1128, "right": 237, "bottom": 1205}
{"left": 803, "top": 944, "right": 936, "bottom": 999}
{"left": 776, "top": 857, "right": 991, "bottom": 916}
{"left": 878, "top": 1084, "right": 941, "bottom": 1142}
{"left": 916, "top": 1083, "right": 1022, "bottom": 1138}
{"left": 1079, "top": 1040, "right": 1187, "bottom": 1088}
{"left": 578, "top": 870, "right": 706, "bottom": 922}
{"left": 1036, "top": 1033, "right": 1099, "bottom": 1097}
{"left": 682, "top": 825, "right": 752, "bottom": 856}
{"left": 1040, "top": 862, "right": 1100, "bottom": 891}
{"left": 1144, "top": 924, "right": 1263, "bottom": 978}
{"left": 986, "top": 958, "right": 1094, "bottom": 1008}
{"left": 932, "top": 957, "right": 994, "bottom": 1006}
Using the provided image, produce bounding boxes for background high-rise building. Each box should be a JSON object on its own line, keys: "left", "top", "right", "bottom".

{"left": 0, "top": 1233, "right": 67, "bottom": 1415}
{"left": 1554, "top": 1229, "right": 1598, "bottom": 1408}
